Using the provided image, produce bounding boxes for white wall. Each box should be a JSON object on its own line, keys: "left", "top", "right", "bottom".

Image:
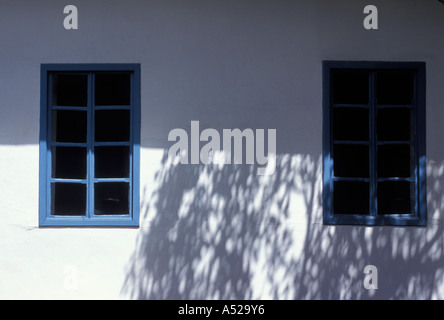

{"left": 1, "top": 0, "right": 444, "bottom": 299}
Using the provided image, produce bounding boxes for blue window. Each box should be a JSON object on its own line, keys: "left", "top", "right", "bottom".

{"left": 39, "top": 64, "right": 140, "bottom": 227}
{"left": 323, "top": 61, "right": 426, "bottom": 226}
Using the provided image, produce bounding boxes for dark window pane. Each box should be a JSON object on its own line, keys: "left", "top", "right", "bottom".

{"left": 95, "top": 110, "right": 130, "bottom": 142}
{"left": 331, "top": 69, "right": 369, "bottom": 104}
{"left": 51, "top": 183, "right": 86, "bottom": 216}
{"left": 333, "top": 107, "right": 369, "bottom": 141}
{"left": 334, "top": 181, "right": 369, "bottom": 214}
{"left": 95, "top": 73, "right": 131, "bottom": 106}
{"left": 95, "top": 146, "right": 130, "bottom": 178}
{"left": 94, "top": 182, "right": 129, "bottom": 215}
{"left": 52, "top": 74, "right": 88, "bottom": 106}
{"left": 376, "top": 70, "right": 414, "bottom": 105}
{"left": 52, "top": 110, "right": 87, "bottom": 143}
{"left": 378, "top": 145, "right": 414, "bottom": 178}
{"left": 52, "top": 147, "right": 87, "bottom": 179}
{"left": 377, "top": 108, "right": 414, "bottom": 141}
{"left": 334, "top": 144, "right": 369, "bottom": 178}
{"left": 378, "top": 181, "right": 414, "bottom": 214}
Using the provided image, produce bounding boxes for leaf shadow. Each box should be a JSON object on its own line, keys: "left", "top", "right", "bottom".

{"left": 123, "top": 151, "right": 444, "bottom": 299}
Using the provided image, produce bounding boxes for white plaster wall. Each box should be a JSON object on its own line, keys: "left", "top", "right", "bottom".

{"left": 1, "top": 0, "right": 444, "bottom": 299}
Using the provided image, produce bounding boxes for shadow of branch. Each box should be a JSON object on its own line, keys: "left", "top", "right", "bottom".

{"left": 122, "top": 152, "right": 444, "bottom": 299}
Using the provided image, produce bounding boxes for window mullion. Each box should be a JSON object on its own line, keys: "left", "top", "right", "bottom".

{"left": 46, "top": 73, "right": 53, "bottom": 219}
{"left": 129, "top": 72, "right": 134, "bottom": 219}
{"left": 87, "top": 72, "right": 94, "bottom": 219}
{"left": 413, "top": 71, "right": 419, "bottom": 217}
{"left": 369, "top": 71, "right": 377, "bottom": 217}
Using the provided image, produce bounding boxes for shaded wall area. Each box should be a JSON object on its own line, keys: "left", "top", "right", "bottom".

{"left": 123, "top": 152, "right": 444, "bottom": 299}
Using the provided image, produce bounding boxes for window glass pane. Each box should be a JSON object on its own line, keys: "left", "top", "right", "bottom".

{"left": 378, "top": 181, "right": 414, "bottom": 214}
{"left": 52, "top": 147, "right": 87, "bottom": 179}
{"left": 52, "top": 110, "right": 87, "bottom": 143}
{"left": 51, "top": 183, "right": 86, "bottom": 216}
{"left": 331, "top": 69, "right": 369, "bottom": 104}
{"left": 95, "top": 73, "right": 131, "bottom": 106}
{"left": 377, "top": 144, "right": 414, "bottom": 178}
{"left": 333, "top": 144, "right": 369, "bottom": 178}
{"left": 94, "top": 182, "right": 129, "bottom": 215}
{"left": 52, "top": 74, "right": 88, "bottom": 106}
{"left": 333, "top": 181, "right": 369, "bottom": 214}
{"left": 376, "top": 70, "right": 414, "bottom": 105}
{"left": 377, "top": 108, "right": 414, "bottom": 141}
{"left": 95, "top": 146, "right": 130, "bottom": 178}
{"left": 95, "top": 110, "right": 130, "bottom": 142}
{"left": 333, "top": 107, "right": 369, "bottom": 141}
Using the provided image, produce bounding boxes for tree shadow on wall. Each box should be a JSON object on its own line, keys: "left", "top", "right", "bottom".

{"left": 122, "top": 152, "right": 444, "bottom": 299}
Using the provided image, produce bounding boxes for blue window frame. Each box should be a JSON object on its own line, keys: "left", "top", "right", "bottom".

{"left": 323, "top": 61, "right": 426, "bottom": 226}
{"left": 39, "top": 64, "right": 140, "bottom": 227}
